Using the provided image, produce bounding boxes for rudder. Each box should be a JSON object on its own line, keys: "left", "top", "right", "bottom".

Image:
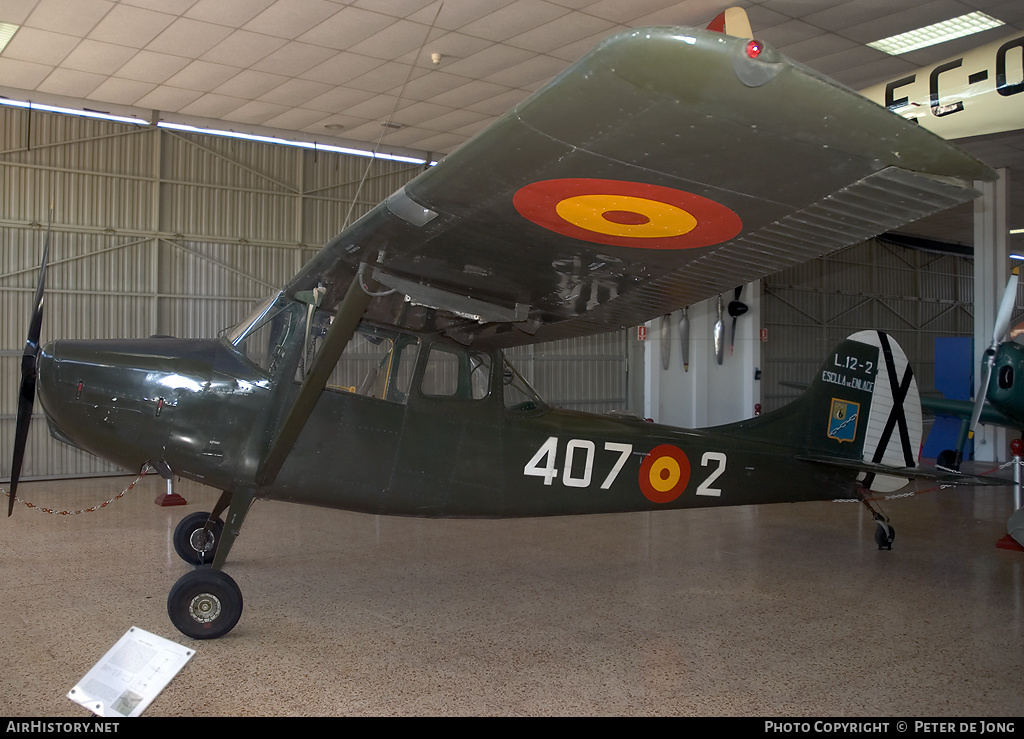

{"left": 804, "top": 330, "right": 922, "bottom": 492}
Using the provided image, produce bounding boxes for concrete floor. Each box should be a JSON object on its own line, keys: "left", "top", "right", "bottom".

{"left": 1, "top": 472, "right": 1023, "bottom": 717}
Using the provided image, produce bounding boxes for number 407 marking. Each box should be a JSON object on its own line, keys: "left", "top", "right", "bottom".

{"left": 524, "top": 437, "right": 729, "bottom": 497}
{"left": 524, "top": 437, "right": 632, "bottom": 489}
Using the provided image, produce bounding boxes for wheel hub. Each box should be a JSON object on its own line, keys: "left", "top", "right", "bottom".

{"left": 188, "top": 592, "right": 222, "bottom": 624}
{"left": 189, "top": 528, "right": 215, "bottom": 554}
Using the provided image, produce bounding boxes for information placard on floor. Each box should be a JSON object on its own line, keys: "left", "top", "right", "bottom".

{"left": 67, "top": 626, "right": 195, "bottom": 717}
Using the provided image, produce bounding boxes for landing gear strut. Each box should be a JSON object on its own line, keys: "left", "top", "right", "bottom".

{"left": 167, "top": 487, "right": 254, "bottom": 639}
{"left": 860, "top": 496, "right": 895, "bottom": 550}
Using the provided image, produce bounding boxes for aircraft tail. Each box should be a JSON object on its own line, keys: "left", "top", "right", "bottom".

{"left": 735, "top": 331, "right": 922, "bottom": 492}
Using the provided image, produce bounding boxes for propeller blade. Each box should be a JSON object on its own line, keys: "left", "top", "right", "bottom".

{"left": 660, "top": 314, "right": 671, "bottom": 370}
{"left": 9, "top": 213, "right": 51, "bottom": 516}
{"left": 992, "top": 271, "right": 1019, "bottom": 345}
{"left": 714, "top": 295, "right": 724, "bottom": 365}
{"left": 967, "top": 358, "right": 993, "bottom": 443}
{"left": 727, "top": 285, "right": 747, "bottom": 354}
{"left": 958, "top": 269, "right": 1018, "bottom": 467}
{"left": 679, "top": 307, "right": 689, "bottom": 372}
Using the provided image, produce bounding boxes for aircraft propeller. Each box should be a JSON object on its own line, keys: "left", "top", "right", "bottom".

{"left": 714, "top": 295, "right": 725, "bottom": 365}
{"left": 727, "top": 285, "right": 748, "bottom": 354}
{"left": 8, "top": 210, "right": 51, "bottom": 516}
{"left": 964, "top": 269, "right": 1020, "bottom": 461}
{"left": 660, "top": 314, "right": 671, "bottom": 370}
{"left": 679, "top": 307, "right": 689, "bottom": 372}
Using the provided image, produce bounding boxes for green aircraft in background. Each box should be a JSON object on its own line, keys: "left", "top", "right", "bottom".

{"left": 925, "top": 270, "right": 1024, "bottom": 471}
{"left": 8, "top": 22, "right": 998, "bottom": 639}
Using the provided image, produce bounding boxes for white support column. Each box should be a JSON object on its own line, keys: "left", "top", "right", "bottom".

{"left": 973, "top": 168, "right": 1009, "bottom": 463}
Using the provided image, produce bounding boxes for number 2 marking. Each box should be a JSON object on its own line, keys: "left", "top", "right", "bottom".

{"left": 696, "top": 451, "right": 727, "bottom": 497}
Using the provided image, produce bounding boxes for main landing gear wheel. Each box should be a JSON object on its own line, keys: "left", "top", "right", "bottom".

{"left": 173, "top": 511, "right": 224, "bottom": 565}
{"left": 167, "top": 568, "right": 242, "bottom": 640}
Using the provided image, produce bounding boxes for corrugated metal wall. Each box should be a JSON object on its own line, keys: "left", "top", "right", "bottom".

{"left": 0, "top": 107, "right": 630, "bottom": 481}
{"left": 760, "top": 239, "right": 975, "bottom": 413}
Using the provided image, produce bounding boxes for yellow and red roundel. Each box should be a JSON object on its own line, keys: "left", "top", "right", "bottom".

{"left": 639, "top": 444, "right": 691, "bottom": 504}
{"left": 513, "top": 178, "right": 742, "bottom": 249}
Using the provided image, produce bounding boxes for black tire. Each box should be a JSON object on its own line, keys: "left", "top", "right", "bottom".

{"left": 935, "top": 449, "right": 960, "bottom": 472}
{"left": 874, "top": 523, "right": 895, "bottom": 550}
{"left": 167, "top": 568, "right": 243, "bottom": 640}
{"left": 173, "top": 511, "right": 224, "bottom": 565}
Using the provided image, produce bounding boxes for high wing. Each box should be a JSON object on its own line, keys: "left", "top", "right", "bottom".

{"left": 284, "top": 25, "right": 995, "bottom": 349}
{"left": 922, "top": 396, "right": 1020, "bottom": 429}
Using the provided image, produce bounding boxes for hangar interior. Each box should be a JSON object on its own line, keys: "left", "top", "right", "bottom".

{"left": 1, "top": 0, "right": 1023, "bottom": 718}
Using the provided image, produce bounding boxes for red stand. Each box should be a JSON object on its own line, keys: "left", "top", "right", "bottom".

{"left": 154, "top": 472, "right": 186, "bottom": 506}
{"left": 155, "top": 493, "right": 187, "bottom": 506}
{"left": 996, "top": 535, "right": 1024, "bottom": 551}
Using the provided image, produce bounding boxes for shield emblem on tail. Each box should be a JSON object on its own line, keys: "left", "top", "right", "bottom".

{"left": 828, "top": 399, "right": 859, "bottom": 443}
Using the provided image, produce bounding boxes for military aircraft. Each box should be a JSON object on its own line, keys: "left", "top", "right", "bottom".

{"left": 7, "top": 22, "right": 999, "bottom": 639}
{"left": 857, "top": 23, "right": 1024, "bottom": 475}
{"left": 859, "top": 27, "right": 1024, "bottom": 140}
{"left": 925, "top": 270, "right": 1022, "bottom": 471}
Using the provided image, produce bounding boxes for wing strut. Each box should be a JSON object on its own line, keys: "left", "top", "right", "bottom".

{"left": 256, "top": 270, "right": 376, "bottom": 486}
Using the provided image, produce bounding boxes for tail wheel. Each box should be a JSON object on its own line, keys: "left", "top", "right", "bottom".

{"left": 168, "top": 568, "right": 242, "bottom": 640}
{"left": 874, "top": 522, "right": 895, "bottom": 551}
{"left": 173, "top": 511, "right": 224, "bottom": 565}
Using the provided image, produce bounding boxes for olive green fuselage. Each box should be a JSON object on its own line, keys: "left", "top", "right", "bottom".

{"left": 37, "top": 333, "right": 860, "bottom": 518}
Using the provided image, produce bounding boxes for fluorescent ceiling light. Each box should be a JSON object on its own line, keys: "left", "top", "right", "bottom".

{"left": 0, "top": 23, "right": 18, "bottom": 53}
{"left": 0, "top": 97, "right": 146, "bottom": 126}
{"left": 0, "top": 95, "right": 434, "bottom": 166}
{"left": 156, "top": 121, "right": 430, "bottom": 164}
{"left": 867, "top": 12, "right": 1004, "bottom": 55}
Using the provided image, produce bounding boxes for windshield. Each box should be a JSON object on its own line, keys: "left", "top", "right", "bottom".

{"left": 222, "top": 291, "right": 306, "bottom": 375}
{"left": 502, "top": 354, "right": 546, "bottom": 411}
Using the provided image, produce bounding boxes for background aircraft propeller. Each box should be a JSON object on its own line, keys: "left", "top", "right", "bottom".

{"left": 660, "top": 314, "right": 671, "bottom": 370}
{"left": 727, "top": 284, "right": 748, "bottom": 354}
{"left": 964, "top": 269, "right": 1019, "bottom": 463}
{"left": 9, "top": 210, "right": 51, "bottom": 516}
{"left": 714, "top": 295, "right": 725, "bottom": 365}
{"left": 679, "top": 307, "right": 689, "bottom": 372}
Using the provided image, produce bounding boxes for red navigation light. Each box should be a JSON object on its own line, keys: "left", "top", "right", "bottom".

{"left": 745, "top": 40, "right": 764, "bottom": 59}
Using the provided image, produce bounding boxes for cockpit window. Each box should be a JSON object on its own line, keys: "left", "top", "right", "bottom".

{"left": 222, "top": 291, "right": 419, "bottom": 404}
{"left": 421, "top": 345, "right": 492, "bottom": 400}
{"left": 325, "top": 326, "right": 418, "bottom": 404}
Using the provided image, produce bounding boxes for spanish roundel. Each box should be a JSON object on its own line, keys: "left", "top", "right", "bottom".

{"left": 639, "top": 444, "right": 690, "bottom": 503}
{"left": 513, "top": 178, "right": 742, "bottom": 250}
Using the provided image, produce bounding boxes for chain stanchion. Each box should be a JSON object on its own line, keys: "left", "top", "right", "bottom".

{"left": 1010, "top": 438, "right": 1023, "bottom": 512}
{"left": 1, "top": 470, "right": 149, "bottom": 515}
{"left": 998, "top": 439, "right": 1024, "bottom": 551}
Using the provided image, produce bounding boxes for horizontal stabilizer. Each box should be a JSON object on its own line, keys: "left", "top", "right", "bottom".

{"left": 796, "top": 454, "right": 1009, "bottom": 487}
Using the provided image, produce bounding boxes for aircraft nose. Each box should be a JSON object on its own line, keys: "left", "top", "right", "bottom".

{"left": 36, "top": 341, "right": 59, "bottom": 412}
{"left": 998, "top": 363, "right": 1014, "bottom": 390}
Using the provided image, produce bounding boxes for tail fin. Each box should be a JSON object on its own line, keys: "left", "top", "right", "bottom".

{"left": 734, "top": 331, "right": 922, "bottom": 493}
{"left": 706, "top": 7, "right": 753, "bottom": 39}
{"left": 803, "top": 330, "right": 922, "bottom": 492}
